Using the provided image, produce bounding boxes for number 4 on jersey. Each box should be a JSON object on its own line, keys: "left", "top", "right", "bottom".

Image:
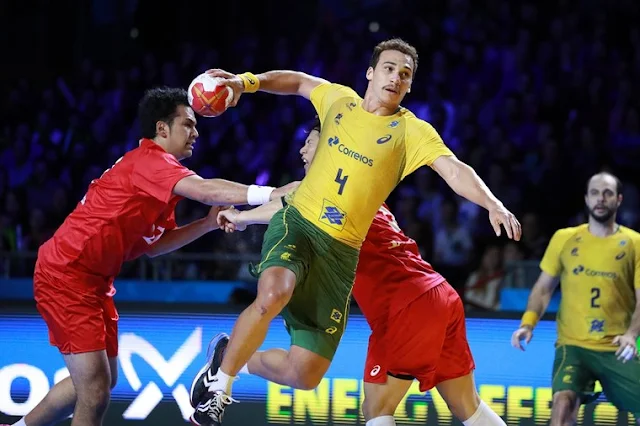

{"left": 335, "top": 168, "right": 349, "bottom": 195}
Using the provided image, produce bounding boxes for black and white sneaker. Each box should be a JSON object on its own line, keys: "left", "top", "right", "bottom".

{"left": 189, "top": 391, "right": 237, "bottom": 426}
{"left": 189, "top": 333, "right": 229, "bottom": 408}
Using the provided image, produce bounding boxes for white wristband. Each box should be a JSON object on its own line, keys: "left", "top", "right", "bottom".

{"left": 247, "top": 184, "right": 275, "bottom": 205}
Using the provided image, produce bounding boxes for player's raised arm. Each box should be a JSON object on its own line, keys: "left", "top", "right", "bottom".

{"left": 431, "top": 155, "right": 522, "bottom": 240}
{"left": 173, "top": 175, "right": 293, "bottom": 206}
{"left": 207, "top": 69, "right": 328, "bottom": 103}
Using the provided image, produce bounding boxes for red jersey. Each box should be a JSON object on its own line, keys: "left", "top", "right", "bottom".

{"left": 353, "top": 203, "right": 446, "bottom": 323}
{"left": 37, "top": 139, "right": 195, "bottom": 292}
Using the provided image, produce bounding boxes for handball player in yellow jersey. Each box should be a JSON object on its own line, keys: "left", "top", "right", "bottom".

{"left": 190, "top": 38, "right": 521, "bottom": 425}
{"left": 512, "top": 172, "right": 640, "bottom": 425}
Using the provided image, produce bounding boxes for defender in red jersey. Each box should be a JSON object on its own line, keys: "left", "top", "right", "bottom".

{"left": 210, "top": 118, "right": 510, "bottom": 426}
{"left": 17, "top": 87, "right": 294, "bottom": 426}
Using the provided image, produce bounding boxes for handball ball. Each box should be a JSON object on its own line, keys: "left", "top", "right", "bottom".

{"left": 187, "top": 73, "right": 234, "bottom": 117}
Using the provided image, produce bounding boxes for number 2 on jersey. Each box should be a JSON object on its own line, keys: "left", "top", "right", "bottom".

{"left": 590, "top": 287, "right": 601, "bottom": 308}
{"left": 335, "top": 168, "right": 348, "bottom": 195}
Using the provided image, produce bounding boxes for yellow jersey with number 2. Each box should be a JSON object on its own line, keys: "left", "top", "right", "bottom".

{"left": 289, "top": 82, "right": 453, "bottom": 249}
{"left": 540, "top": 224, "right": 640, "bottom": 351}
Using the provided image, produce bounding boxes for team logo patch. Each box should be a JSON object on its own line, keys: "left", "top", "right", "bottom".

{"left": 588, "top": 318, "right": 605, "bottom": 334}
{"left": 330, "top": 309, "right": 343, "bottom": 324}
{"left": 319, "top": 199, "right": 347, "bottom": 231}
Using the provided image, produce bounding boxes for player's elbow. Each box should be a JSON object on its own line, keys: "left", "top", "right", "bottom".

{"left": 433, "top": 155, "right": 462, "bottom": 182}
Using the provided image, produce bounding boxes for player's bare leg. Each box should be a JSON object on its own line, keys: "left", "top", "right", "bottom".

{"left": 16, "top": 357, "right": 117, "bottom": 426}
{"left": 247, "top": 345, "right": 330, "bottom": 390}
{"left": 436, "top": 372, "right": 506, "bottom": 425}
{"left": 189, "top": 267, "right": 297, "bottom": 425}
{"left": 550, "top": 390, "right": 581, "bottom": 426}
{"left": 362, "top": 376, "right": 413, "bottom": 425}
{"left": 63, "top": 351, "right": 112, "bottom": 426}
{"left": 217, "top": 266, "right": 296, "bottom": 392}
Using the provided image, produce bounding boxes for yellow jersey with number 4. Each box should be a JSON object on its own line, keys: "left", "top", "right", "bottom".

{"left": 540, "top": 224, "right": 640, "bottom": 351}
{"left": 289, "top": 83, "right": 453, "bottom": 248}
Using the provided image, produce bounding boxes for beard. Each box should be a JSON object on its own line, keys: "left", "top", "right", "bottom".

{"left": 588, "top": 205, "right": 616, "bottom": 223}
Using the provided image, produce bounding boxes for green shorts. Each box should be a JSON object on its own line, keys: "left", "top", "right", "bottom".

{"left": 250, "top": 205, "right": 359, "bottom": 361}
{"left": 552, "top": 344, "right": 640, "bottom": 416}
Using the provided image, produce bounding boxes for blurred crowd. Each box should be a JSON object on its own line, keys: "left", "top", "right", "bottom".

{"left": 1, "top": 0, "right": 640, "bottom": 309}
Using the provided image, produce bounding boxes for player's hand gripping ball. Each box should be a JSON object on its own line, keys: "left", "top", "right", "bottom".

{"left": 188, "top": 73, "right": 234, "bottom": 117}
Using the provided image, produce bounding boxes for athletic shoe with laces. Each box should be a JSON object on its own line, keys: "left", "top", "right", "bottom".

{"left": 189, "top": 333, "right": 229, "bottom": 408}
{"left": 189, "top": 391, "right": 237, "bottom": 426}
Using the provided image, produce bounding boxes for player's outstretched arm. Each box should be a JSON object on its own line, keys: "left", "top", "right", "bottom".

{"left": 510, "top": 271, "right": 560, "bottom": 350}
{"left": 207, "top": 69, "right": 328, "bottom": 102}
{"left": 432, "top": 155, "right": 522, "bottom": 240}
{"left": 254, "top": 71, "right": 328, "bottom": 99}
{"left": 173, "top": 175, "right": 292, "bottom": 206}
{"left": 219, "top": 199, "right": 285, "bottom": 233}
{"left": 146, "top": 206, "right": 223, "bottom": 258}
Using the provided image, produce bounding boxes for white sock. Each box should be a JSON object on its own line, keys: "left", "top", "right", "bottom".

{"left": 207, "top": 368, "right": 235, "bottom": 395}
{"left": 239, "top": 363, "right": 250, "bottom": 375}
{"left": 366, "top": 415, "right": 395, "bottom": 426}
{"left": 462, "top": 401, "right": 506, "bottom": 426}
{"left": 12, "top": 419, "right": 27, "bottom": 426}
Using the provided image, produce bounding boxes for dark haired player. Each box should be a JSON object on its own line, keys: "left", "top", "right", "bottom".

{"left": 7, "top": 87, "right": 291, "bottom": 426}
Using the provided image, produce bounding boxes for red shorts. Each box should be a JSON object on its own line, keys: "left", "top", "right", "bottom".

{"left": 363, "top": 281, "right": 475, "bottom": 392}
{"left": 33, "top": 263, "right": 119, "bottom": 357}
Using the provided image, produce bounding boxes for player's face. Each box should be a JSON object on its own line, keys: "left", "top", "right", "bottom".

{"left": 299, "top": 129, "right": 320, "bottom": 174}
{"left": 168, "top": 105, "right": 199, "bottom": 160}
{"left": 585, "top": 175, "right": 622, "bottom": 223}
{"left": 366, "top": 50, "right": 414, "bottom": 108}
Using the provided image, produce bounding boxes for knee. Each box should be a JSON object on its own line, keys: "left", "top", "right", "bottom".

{"left": 78, "top": 375, "right": 111, "bottom": 411}
{"left": 290, "top": 362, "right": 324, "bottom": 390}
{"left": 362, "top": 396, "right": 395, "bottom": 420}
{"left": 110, "top": 370, "right": 118, "bottom": 389}
{"left": 294, "top": 374, "right": 323, "bottom": 390}
{"left": 288, "top": 353, "right": 329, "bottom": 390}
{"left": 447, "top": 391, "right": 481, "bottom": 421}
{"left": 551, "top": 392, "right": 578, "bottom": 426}
{"left": 255, "top": 274, "right": 295, "bottom": 315}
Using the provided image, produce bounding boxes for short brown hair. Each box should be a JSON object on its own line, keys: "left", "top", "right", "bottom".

{"left": 369, "top": 38, "right": 419, "bottom": 75}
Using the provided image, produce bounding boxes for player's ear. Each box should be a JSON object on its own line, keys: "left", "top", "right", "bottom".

{"left": 156, "top": 121, "right": 168, "bottom": 139}
{"left": 366, "top": 67, "right": 374, "bottom": 81}
{"left": 617, "top": 194, "right": 623, "bottom": 207}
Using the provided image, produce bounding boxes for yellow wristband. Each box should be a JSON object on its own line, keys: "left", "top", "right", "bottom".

{"left": 238, "top": 72, "right": 260, "bottom": 93}
{"left": 520, "top": 311, "right": 539, "bottom": 328}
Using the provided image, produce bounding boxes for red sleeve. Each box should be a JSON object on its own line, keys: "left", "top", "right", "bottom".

{"left": 132, "top": 151, "right": 195, "bottom": 203}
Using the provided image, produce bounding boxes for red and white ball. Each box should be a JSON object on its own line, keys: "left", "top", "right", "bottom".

{"left": 187, "top": 73, "right": 234, "bottom": 117}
